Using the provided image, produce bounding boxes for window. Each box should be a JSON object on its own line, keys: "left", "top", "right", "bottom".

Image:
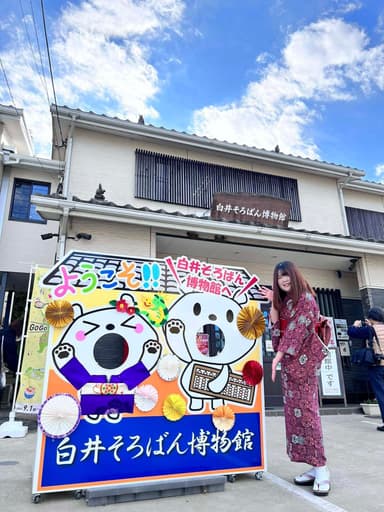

{"left": 135, "top": 149, "right": 302, "bottom": 221}
{"left": 9, "top": 179, "right": 50, "bottom": 223}
{"left": 345, "top": 207, "right": 384, "bottom": 241}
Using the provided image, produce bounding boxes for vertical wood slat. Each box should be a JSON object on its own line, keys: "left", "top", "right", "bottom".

{"left": 345, "top": 207, "right": 384, "bottom": 241}
{"left": 135, "top": 149, "right": 302, "bottom": 221}
{"left": 314, "top": 288, "right": 344, "bottom": 318}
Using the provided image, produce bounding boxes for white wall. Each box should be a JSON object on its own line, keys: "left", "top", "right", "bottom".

{"left": 0, "top": 167, "right": 59, "bottom": 273}
{"left": 344, "top": 189, "right": 384, "bottom": 211}
{"left": 357, "top": 255, "right": 384, "bottom": 289}
{"left": 64, "top": 218, "right": 152, "bottom": 258}
{"left": 68, "top": 128, "right": 346, "bottom": 235}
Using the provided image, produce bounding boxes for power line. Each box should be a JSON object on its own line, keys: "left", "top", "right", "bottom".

{"left": 28, "top": 0, "right": 65, "bottom": 160}
{"left": 18, "top": 0, "right": 51, "bottom": 105}
{"left": 0, "top": 57, "right": 19, "bottom": 113}
{"left": 19, "top": 0, "right": 45, "bottom": 93}
{"left": 40, "top": 0, "right": 65, "bottom": 148}
{"left": 28, "top": 0, "right": 64, "bottom": 158}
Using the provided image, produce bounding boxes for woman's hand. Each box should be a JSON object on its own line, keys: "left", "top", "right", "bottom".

{"left": 271, "top": 351, "right": 284, "bottom": 382}
{"left": 260, "top": 286, "right": 273, "bottom": 302}
{"left": 260, "top": 286, "right": 278, "bottom": 323}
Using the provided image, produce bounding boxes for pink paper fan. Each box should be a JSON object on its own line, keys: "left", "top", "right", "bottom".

{"left": 134, "top": 384, "right": 159, "bottom": 412}
{"left": 242, "top": 360, "right": 263, "bottom": 386}
{"left": 38, "top": 393, "right": 81, "bottom": 438}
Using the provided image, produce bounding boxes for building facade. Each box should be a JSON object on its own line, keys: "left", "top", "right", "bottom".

{"left": 0, "top": 105, "right": 60, "bottom": 324}
{"left": 2, "top": 103, "right": 384, "bottom": 406}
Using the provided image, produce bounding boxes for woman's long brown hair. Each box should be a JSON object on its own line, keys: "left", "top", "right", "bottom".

{"left": 272, "top": 261, "right": 315, "bottom": 311}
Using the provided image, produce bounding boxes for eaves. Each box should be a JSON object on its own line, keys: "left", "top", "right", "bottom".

{"left": 4, "top": 153, "right": 64, "bottom": 174}
{"left": 343, "top": 180, "right": 384, "bottom": 195}
{"left": 53, "top": 105, "right": 365, "bottom": 180}
{"left": 32, "top": 194, "right": 384, "bottom": 257}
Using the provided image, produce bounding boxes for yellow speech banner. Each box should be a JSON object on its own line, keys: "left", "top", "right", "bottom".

{"left": 15, "top": 267, "right": 50, "bottom": 414}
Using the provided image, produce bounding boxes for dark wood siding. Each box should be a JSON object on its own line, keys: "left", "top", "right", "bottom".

{"left": 135, "top": 149, "right": 302, "bottom": 221}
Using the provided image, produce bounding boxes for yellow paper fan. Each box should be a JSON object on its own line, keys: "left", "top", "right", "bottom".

{"left": 237, "top": 305, "right": 265, "bottom": 340}
{"left": 163, "top": 393, "right": 187, "bottom": 421}
{"left": 45, "top": 300, "right": 74, "bottom": 328}
{"left": 212, "top": 405, "right": 235, "bottom": 432}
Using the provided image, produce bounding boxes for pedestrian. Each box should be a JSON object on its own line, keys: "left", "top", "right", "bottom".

{"left": 0, "top": 317, "right": 23, "bottom": 374}
{"left": 260, "top": 261, "right": 330, "bottom": 497}
{"left": 347, "top": 307, "right": 384, "bottom": 431}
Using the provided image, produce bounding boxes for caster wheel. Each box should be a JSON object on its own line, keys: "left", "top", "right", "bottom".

{"left": 74, "top": 489, "right": 84, "bottom": 499}
{"left": 32, "top": 494, "right": 41, "bottom": 504}
{"left": 255, "top": 471, "right": 263, "bottom": 480}
{"left": 227, "top": 474, "right": 236, "bottom": 483}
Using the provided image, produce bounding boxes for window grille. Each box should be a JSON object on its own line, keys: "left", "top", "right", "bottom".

{"left": 135, "top": 149, "right": 301, "bottom": 221}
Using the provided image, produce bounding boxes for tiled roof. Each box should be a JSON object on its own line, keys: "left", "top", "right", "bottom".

{"left": 53, "top": 104, "right": 364, "bottom": 174}
{"left": 66, "top": 193, "right": 384, "bottom": 245}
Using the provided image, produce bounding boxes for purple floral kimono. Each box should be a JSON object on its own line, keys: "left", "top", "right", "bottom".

{"left": 271, "top": 292, "right": 326, "bottom": 467}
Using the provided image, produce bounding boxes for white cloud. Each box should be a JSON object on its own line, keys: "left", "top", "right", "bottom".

{"left": 377, "top": 12, "right": 384, "bottom": 36}
{"left": 334, "top": 1, "right": 362, "bottom": 14}
{"left": 191, "top": 18, "right": 384, "bottom": 158}
{"left": 0, "top": 0, "right": 185, "bottom": 156}
{"left": 375, "top": 163, "right": 384, "bottom": 182}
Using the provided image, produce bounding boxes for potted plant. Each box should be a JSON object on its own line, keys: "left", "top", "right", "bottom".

{"left": 360, "top": 398, "right": 380, "bottom": 416}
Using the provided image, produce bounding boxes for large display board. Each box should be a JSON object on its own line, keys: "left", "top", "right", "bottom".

{"left": 32, "top": 251, "right": 266, "bottom": 495}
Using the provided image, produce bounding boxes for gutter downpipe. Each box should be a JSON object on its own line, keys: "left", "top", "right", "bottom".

{"left": 62, "top": 115, "right": 77, "bottom": 199}
{"left": 56, "top": 207, "right": 69, "bottom": 261}
{"left": 337, "top": 172, "right": 359, "bottom": 235}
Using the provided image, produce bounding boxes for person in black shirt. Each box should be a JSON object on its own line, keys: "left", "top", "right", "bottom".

{"left": 348, "top": 307, "right": 384, "bottom": 432}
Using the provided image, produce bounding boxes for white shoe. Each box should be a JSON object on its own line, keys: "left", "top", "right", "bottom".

{"left": 294, "top": 468, "right": 315, "bottom": 486}
{"left": 313, "top": 466, "right": 330, "bottom": 496}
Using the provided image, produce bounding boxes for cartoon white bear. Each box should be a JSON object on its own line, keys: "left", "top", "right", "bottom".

{"left": 164, "top": 291, "right": 257, "bottom": 412}
{"left": 53, "top": 294, "right": 161, "bottom": 421}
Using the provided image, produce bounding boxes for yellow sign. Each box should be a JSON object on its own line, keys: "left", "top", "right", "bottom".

{"left": 15, "top": 267, "right": 50, "bottom": 414}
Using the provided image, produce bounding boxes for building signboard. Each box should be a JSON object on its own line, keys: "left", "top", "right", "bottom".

{"left": 210, "top": 193, "right": 290, "bottom": 227}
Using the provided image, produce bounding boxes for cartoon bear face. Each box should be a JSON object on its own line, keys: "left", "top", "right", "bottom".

{"left": 55, "top": 298, "right": 159, "bottom": 378}
{"left": 164, "top": 292, "right": 256, "bottom": 364}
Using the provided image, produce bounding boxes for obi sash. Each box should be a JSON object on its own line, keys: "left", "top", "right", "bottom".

{"left": 279, "top": 318, "right": 288, "bottom": 336}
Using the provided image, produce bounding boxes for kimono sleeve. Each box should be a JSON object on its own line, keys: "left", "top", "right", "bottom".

{"left": 271, "top": 320, "right": 282, "bottom": 352}
{"left": 278, "top": 293, "right": 318, "bottom": 356}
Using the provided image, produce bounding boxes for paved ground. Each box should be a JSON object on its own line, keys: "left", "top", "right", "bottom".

{"left": 0, "top": 406, "right": 382, "bottom": 511}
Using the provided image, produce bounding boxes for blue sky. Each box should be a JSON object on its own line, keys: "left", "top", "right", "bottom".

{"left": 1, "top": 0, "right": 384, "bottom": 182}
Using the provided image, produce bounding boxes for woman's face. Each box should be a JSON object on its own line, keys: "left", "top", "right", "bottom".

{"left": 277, "top": 271, "right": 291, "bottom": 293}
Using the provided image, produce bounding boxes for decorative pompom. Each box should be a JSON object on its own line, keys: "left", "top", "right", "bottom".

{"left": 157, "top": 354, "right": 180, "bottom": 381}
{"left": 135, "top": 385, "right": 158, "bottom": 412}
{"left": 242, "top": 360, "right": 264, "bottom": 386}
{"left": 38, "top": 393, "right": 80, "bottom": 438}
{"left": 163, "top": 393, "right": 187, "bottom": 421}
{"left": 45, "top": 300, "right": 74, "bottom": 328}
{"left": 237, "top": 305, "right": 266, "bottom": 340}
{"left": 212, "top": 405, "right": 235, "bottom": 432}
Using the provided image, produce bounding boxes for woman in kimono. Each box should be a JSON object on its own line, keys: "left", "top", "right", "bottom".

{"left": 260, "top": 261, "right": 330, "bottom": 497}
